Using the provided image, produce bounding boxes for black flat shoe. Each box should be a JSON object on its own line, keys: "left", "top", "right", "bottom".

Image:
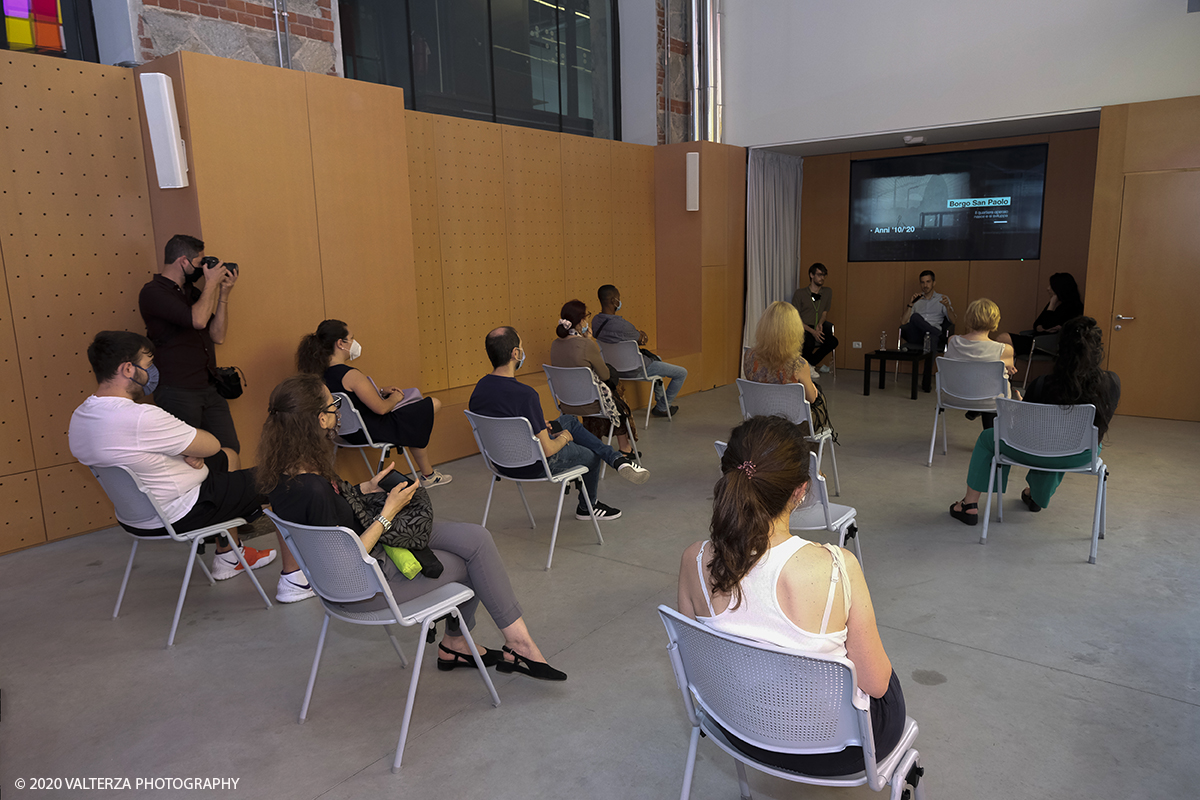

{"left": 650, "top": 405, "right": 678, "bottom": 418}
{"left": 437, "top": 643, "right": 502, "bottom": 671}
{"left": 495, "top": 645, "right": 567, "bottom": 682}
{"left": 950, "top": 500, "right": 978, "bottom": 526}
{"left": 1021, "top": 489, "right": 1042, "bottom": 513}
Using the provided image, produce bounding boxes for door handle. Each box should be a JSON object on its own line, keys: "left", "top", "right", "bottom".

{"left": 1115, "top": 315, "right": 1136, "bottom": 321}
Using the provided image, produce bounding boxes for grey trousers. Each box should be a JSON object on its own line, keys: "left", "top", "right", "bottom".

{"left": 379, "top": 521, "right": 523, "bottom": 634}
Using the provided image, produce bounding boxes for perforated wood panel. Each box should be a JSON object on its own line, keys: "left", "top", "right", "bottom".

{"left": 611, "top": 141, "right": 657, "bottom": 346}
{"left": 562, "top": 135, "right": 614, "bottom": 304}
{"left": 406, "top": 111, "right": 449, "bottom": 390}
{"left": 0, "top": 245, "right": 35, "bottom": 476}
{"left": 844, "top": 262, "right": 905, "bottom": 365}
{"left": 177, "top": 52, "right": 325, "bottom": 464}
{"left": 0, "top": 471, "right": 46, "bottom": 553}
{"left": 40, "top": 462, "right": 115, "bottom": 540}
{"left": 0, "top": 51, "right": 155, "bottom": 469}
{"left": 501, "top": 126, "right": 565, "bottom": 374}
{"left": 434, "top": 116, "right": 511, "bottom": 387}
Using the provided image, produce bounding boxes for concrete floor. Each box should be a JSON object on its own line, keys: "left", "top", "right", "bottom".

{"left": 2, "top": 372, "right": 1198, "bottom": 799}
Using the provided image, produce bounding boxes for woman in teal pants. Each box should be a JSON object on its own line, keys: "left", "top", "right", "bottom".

{"left": 950, "top": 317, "right": 1120, "bottom": 524}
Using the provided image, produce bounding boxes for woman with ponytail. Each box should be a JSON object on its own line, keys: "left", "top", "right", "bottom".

{"left": 297, "top": 319, "right": 451, "bottom": 488}
{"left": 677, "top": 415, "right": 906, "bottom": 775}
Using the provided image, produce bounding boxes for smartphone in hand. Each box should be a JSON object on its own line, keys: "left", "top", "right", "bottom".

{"left": 378, "top": 471, "right": 414, "bottom": 492}
{"left": 547, "top": 420, "right": 564, "bottom": 435}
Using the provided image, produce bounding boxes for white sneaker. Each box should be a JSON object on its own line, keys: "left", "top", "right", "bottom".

{"left": 419, "top": 470, "right": 453, "bottom": 488}
{"left": 276, "top": 570, "right": 316, "bottom": 603}
{"left": 810, "top": 367, "right": 821, "bottom": 383}
{"left": 819, "top": 365, "right": 831, "bottom": 373}
{"left": 615, "top": 457, "right": 650, "bottom": 484}
{"left": 211, "top": 545, "right": 276, "bottom": 581}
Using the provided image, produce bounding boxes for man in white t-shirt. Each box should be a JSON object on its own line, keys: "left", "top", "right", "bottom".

{"left": 69, "top": 331, "right": 312, "bottom": 603}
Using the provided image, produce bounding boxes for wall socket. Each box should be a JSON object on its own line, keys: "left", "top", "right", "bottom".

{"left": 852, "top": 341, "right": 862, "bottom": 349}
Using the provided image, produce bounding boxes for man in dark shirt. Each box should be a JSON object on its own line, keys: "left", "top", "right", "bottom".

{"left": 139, "top": 234, "right": 240, "bottom": 451}
{"left": 468, "top": 326, "right": 649, "bottom": 522}
{"left": 790, "top": 262, "right": 838, "bottom": 371}
{"left": 593, "top": 284, "right": 687, "bottom": 418}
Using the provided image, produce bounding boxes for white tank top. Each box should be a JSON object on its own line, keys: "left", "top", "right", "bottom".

{"left": 695, "top": 536, "right": 851, "bottom": 658}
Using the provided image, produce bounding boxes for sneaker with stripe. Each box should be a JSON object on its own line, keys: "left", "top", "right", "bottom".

{"left": 211, "top": 545, "right": 277, "bottom": 581}
{"left": 276, "top": 570, "right": 316, "bottom": 603}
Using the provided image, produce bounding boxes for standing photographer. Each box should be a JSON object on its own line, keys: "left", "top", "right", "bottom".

{"left": 138, "top": 234, "right": 241, "bottom": 451}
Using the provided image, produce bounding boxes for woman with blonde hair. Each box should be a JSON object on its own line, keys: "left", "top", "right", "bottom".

{"left": 741, "top": 301, "right": 819, "bottom": 403}
{"left": 944, "top": 298, "right": 1020, "bottom": 428}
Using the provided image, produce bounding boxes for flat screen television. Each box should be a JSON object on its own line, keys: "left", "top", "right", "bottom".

{"left": 848, "top": 144, "right": 1048, "bottom": 262}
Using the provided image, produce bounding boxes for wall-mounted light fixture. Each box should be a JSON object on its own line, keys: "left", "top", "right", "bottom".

{"left": 139, "top": 73, "right": 189, "bottom": 189}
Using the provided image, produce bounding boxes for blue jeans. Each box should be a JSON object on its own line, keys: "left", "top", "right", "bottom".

{"left": 545, "top": 415, "right": 622, "bottom": 509}
{"left": 643, "top": 360, "right": 688, "bottom": 411}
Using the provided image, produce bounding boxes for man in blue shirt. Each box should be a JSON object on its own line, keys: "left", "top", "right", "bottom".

{"left": 469, "top": 327, "right": 649, "bottom": 521}
{"left": 593, "top": 284, "right": 688, "bottom": 418}
{"left": 900, "top": 270, "right": 956, "bottom": 350}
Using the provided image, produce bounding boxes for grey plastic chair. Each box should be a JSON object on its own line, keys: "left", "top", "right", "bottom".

{"left": 264, "top": 510, "right": 500, "bottom": 773}
{"left": 598, "top": 339, "right": 670, "bottom": 425}
{"left": 1015, "top": 332, "right": 1060, "bottom": 390}
{"left": 736, "top": 378, "right": 840, "bottom": 496}
{"left": 87, "top": 464, "right": 272, "bottom": 648}
{"left": 981, "top": 398, "right": 1108, "bottom": 563}
{"left": 928, "top": 358, "right": 1008, "bottom": 466}
{"left": 331, "top": 391, "right": 419, "bottom": 479}
{"left": 463, "top": 410, "right": 603, "bottom": 570}
{"left": 542, "top": 363, "right": 640, "bottom": 479}
{"left": 714, "top": 443, "right": 861, "bottom": 566}
{"left": 657, "top": 605, "right": 926, "bottom": 800}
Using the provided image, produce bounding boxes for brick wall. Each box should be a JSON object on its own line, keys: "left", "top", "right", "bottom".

{"left": 137, "top": 0, "right": 340, "bottom": 75}
{"left": 657, "top": 0, "right": 691, "bottom": 144}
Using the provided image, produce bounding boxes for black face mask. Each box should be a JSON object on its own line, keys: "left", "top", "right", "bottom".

{"left": 183, "top": 260, "right": 204, "bottom": 285}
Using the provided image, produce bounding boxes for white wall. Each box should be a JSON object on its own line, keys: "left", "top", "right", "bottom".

{"left": 723, "top": 0, "right": 1200, "bottom": 147}
{"left": 620, "top": 0, "right": 659, "bottom": 145}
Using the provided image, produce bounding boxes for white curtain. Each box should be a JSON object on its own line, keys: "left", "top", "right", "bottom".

{"left": 743, "top": 149, "right": 804, "bottom": 350}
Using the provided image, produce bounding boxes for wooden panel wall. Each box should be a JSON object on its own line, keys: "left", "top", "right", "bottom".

{"left": 799, "top": 129, "right": 1099, "bottom": 368}
{"left": 562, "top": 137, "right": 615, "bottom": 304}
{"left": 653, "top": 144, "right": 703, "bottom": 356}
{"left": 611, "top": 141, "right": 658, "bottom": 346}
{"left": 405, "top": 113, "right": 449, "bottom": 390}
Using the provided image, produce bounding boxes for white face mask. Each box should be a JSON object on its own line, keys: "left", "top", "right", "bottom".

{"left": 616, "top": 300, "right": 622, "bottom": 311}
{"left": 347, "top": 339, "right": 362, "bottom": 360}
{"left": 515, "top": 348, "right": 526, "bottom": 370}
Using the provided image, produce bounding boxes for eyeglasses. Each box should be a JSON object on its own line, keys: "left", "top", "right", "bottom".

{"left": 322, "top": 396, "right": 343, "bottom": 414}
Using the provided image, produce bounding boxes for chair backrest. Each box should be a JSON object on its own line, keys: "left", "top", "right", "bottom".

{"left": 597, "top": 339, "right": 647, "bottom": 377}
{"left": 331, "top": 391, "right": 387, "bottom": 448}
{"left": 935, "top": 358, "right": 1008, "bottom": 407}
{"left": 657, "top": 605, "right": 870, "bottom": 759}
{"left": 265, "top": 509, "right": 401, "bottom": 612}
{"left": 87, "top": 464, "right": 183, "bottom": 540}
{"left": 789, "top": 451, "right": 834, "bottom": 529}
{"left": 463, "top": 410, "right": 550, "bottom": 473}
{"left": 736, "top": 378, "right": 813, "bottom": 428}
{"left": 994, "top": 397, "right": 1099, "bottom": 461}
{"left": 542, "top": 364, "right": 601, "bottom": 409}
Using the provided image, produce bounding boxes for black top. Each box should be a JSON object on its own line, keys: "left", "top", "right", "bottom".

{"left": 268, "top": 473, "right": 362, "bottom": 533}
{"left": 323, "top": 363, "right": 435, "bottom": 449}
{"left": 1032, "top": 299, "right": 1084, "bottom": 332}
{"left": 468, "top": 374, "right": 547, "bottom": 432}
{"left": 138, "top": 274, "right": 215, "bottom": 390}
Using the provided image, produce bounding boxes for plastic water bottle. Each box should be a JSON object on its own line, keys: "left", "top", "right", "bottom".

{"left": 879, "top": 331, "right": 888, "bottom": 351}
{"left": 923, "top": 332, "right": 932, "bottom": 354}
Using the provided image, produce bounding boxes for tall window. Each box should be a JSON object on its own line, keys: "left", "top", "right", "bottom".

{"left": 340, "top": 0, "right": 619, "bottom": 139}
{"left": 1, "top": 0, "right": 97, "bottom": 61}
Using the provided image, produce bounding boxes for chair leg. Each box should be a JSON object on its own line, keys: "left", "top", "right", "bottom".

{"left": 842, "top": 522, "right": 863, "bottom": 568}
{"left": 980, "top": 460, "right": 999, "bottom": 546}
{"left": 1099, "top": 471, "right": 1108, "bottom": 539}
{"left": 113, "top": 539, "right": 139, "bottom": 619}
{"left": 481, "top": 476, "right": 498, "bottom": 527}
{"left": 1089, "top": 467, "right": 1106, "bottom": 565}
{"left": 644, "top": 383, "right": 655, "bottom": 428}
{"left": 377, "top": 444, "right": 392, "bottom": 474}
{"left": 195, "top": 554, "right": 215, "bottom": 585}
{"left": 546, "top": 482, "right": 570, "bottom": 570}
{"left": 928, "top": 406, "right": 941, "bottom": 467}
{"left": 299, "top": 613, "right": 331, "bottom": 723}
{"left": 456, "top": 612, "right": 501, "bottom": 709}
{"left": 826, "top": 437, "right": 840, "bottom": 497}
{"left": 734, "top": 760, "right": 753, "bottom": 800}
{"left": 600, "top": 421, "right": 616, "bottom": 481}
{"left": 382, "top": 624, "right": 410, "bottom": 668}
{"left": 577, "top": 480, "right": 604, "bottom": 547}
{"left": 359, "top": 449, "right": 374, "bottom": 474}
{"left": 625, "top": 418, "right": 641, "bottom": 463}
{"left": 166, "top": 536, "right": 204, "bottom": 648}
{"left": 401, "top": 447, "right": 418, "bottom": 481}
{"left": 679, "top": 726, "right": 701, "bottom": 800}
{"left": 516, "top": 483, "right": 536, "bottom": 529}
{"left": 224, "top": 529, "right": 272, "bottom": 610}
{"left": 393, "top": 614, "right": 436, "bottom": 773}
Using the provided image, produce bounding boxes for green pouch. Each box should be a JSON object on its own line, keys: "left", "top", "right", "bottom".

{"left": 382, "top": 544, "right": 422, "bottom": 579}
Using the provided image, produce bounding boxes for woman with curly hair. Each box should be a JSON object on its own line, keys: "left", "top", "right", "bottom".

{"left": 258, "top": 373, "right": 566, "bottom": 681}
{"left": 677, "top": 415, "right": 906, "bottom": 775}
{"left": 950, "top": 316, "right": 1120, "bottom": 524}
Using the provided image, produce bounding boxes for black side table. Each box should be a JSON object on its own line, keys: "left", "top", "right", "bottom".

{"left": 863, "top": 349, "right": 935, "bottom": 400}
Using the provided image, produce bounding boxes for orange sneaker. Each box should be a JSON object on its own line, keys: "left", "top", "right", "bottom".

{"left": 212, "top": 545, "right": 277, "bottom": 581}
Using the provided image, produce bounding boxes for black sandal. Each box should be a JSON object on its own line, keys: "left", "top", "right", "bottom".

{"left": 950, "top": 500, "right": 978, "bottom": 526}
{"left": 1021, "top": 489, "right": 1042, "bottom": 513}
{"left": 436, "top": 643, "right": 502, "bottom": 671}
{"left": 495, "top": 645, "right": 567, "bottom": 682}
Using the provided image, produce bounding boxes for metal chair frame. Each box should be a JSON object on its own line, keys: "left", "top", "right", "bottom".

{"left": 87, "top": 464, "right": 271, "bottom": 648}
{"left": 736, "top": 378, "right": 840, "bottom": 496}
{"left": 597, "top": 339, "right": 671, "bottom": 425}
{"left": 463, "top": 410, "right": 604, "bottom": 570}
{"left": 928, "top": 358, "right": 1008, "bottom": 467}
{"left": 542, "top": 363, "right": 641, "bottom": 480}
{"left": 331, "top": 391, "right": 419, "bottom": 480}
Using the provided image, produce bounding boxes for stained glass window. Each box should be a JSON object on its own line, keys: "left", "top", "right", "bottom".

{"left": 3, "top": 0, "right": 66, "bottom": 55}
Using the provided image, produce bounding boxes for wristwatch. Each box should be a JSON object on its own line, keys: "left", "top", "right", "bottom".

{"left": 373, "top": 514, "right": 393, "bottom": 532}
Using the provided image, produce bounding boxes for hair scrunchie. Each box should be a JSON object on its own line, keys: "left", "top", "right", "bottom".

{"left": 736, "top": 460, "right": 756, "bottom": 479}
{"left": 559, "top": 318, "right": 574, "bottom": 331}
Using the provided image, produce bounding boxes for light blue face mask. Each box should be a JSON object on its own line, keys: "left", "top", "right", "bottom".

{"left": 133, "top": 362, "right": 160, "bottom": 394}
{"left": 616, "top": 300, "right": 622, "bottom": 311}
{"left": 581, "top": 323, "right": 590, "bottom": 335}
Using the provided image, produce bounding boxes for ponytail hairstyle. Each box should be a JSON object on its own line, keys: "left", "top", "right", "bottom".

{"left": 296, "top": 319, "right": 348, "bottom": 374}
{"left": 257, "top": 373, "right": 338, "bottom": 494}
{"left": 556, "top": 299, "right": 588, "bottom": 338}
{"left": 710, "top": 415, "right": 811, "bottom": 607}
{"left": 1049, "top": 316, "right": 1114, "bottom": 439}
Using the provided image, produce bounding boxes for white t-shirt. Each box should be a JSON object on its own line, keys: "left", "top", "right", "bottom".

{"left": 69, "top": 395, "right": 206, "bottom": 528}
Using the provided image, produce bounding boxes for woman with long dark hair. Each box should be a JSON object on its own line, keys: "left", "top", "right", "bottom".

{"left": 259, "top": 373, "right": 566, "bottom": 681}
{"left": 950, "top": 315, "right": 1120, "bottom": 523}
{"left": 549, "top": 299, "right": 637, "bottom": 456}
{"left": 297, "top": 319, "right": 451, "bottom": 488}
{"left": 997, "top": 272, "right": 1084, "bottom": 357}
{"left": 677, "top": 415, "right": 906, "bottom": 776}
